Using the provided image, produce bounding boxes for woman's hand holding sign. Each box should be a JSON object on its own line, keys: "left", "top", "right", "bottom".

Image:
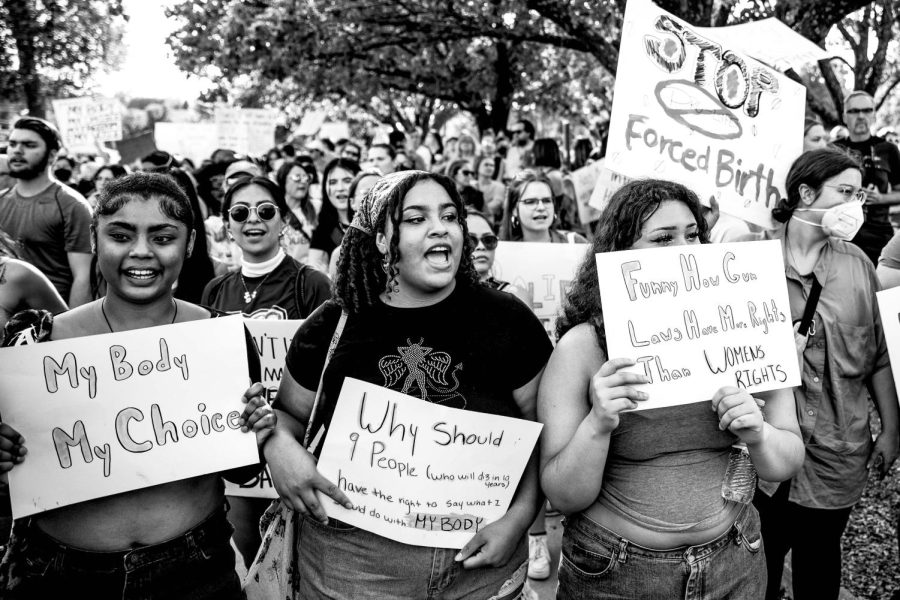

{"left": 711, "top": 387, "right": 766, "bottom": 444}
{"left": 588, "top": 358, "right": 650, "bottom": 433}
{"left": 239, "top": 382, "right": 277, "bottom": 447}
{"left": 266, "top": 439, "right": 353, "bottom": 523}
{"left": 0, "top": 423, "right": 26, "bottom": 473}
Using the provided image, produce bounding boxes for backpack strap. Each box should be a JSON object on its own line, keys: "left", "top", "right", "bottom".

{"left": 293, "top": 264, "right": 307, "bottom": 317}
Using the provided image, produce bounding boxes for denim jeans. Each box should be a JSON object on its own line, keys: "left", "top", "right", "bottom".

{"left": 0, "top": 506, "right": 242, "bottom": 600}
{"left": 295, "top": 516, "right": 529, "bottom": 599}
{"left": 558, "top": 504, "right": 766, "bottom": 600}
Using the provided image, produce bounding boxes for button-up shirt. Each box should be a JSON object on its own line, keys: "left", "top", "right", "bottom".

{"left": 758, "top": 237, "right": 889, "bottom": 508}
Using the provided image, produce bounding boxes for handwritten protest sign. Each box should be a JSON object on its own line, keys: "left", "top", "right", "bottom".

{"left": 215, "top": 107, "right": 280, "bottom": 156}
{"left": 316, "top": 378, "right": 542, "bottom": 548}
{"left": 588, "top": 160, "right": 635, "bottom": 214}
{"left": 52, "top": 97, "right": 123, "bottom": 150}
{"left": 225, "top": 319, "right": 303, "bottom": 499}
{"left": 596, "top": 240, "right": 799, "bottom": 409}
{"left": 0, "top": 316, "right": 259, "bottom": 518}
{"left": 154, "top": 122, "right": 219, "bottom": 166}
{"left": 493, "top": 242, "right": 589, "bottom": 338}
{"left": 877, "top": 287, "right": 900, "bottom": 395}
{"left": 605, "top": 0, "right": 805, "bottom": 229}
{"left": 569, "top": 161, "right": 604, "bottom": 225}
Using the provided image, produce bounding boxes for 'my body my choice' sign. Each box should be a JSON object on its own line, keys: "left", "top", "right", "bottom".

{"left": 605, "top": 0, "right": 805, "bottom": 228}
{"left": 0, "top": 315, "right": 259, "bottom": 518}
{"left": 316, "top": 378, "right": 542, "bottom": 548}
{"left": 596, "top": 240, "right": 799, "bottom": 409}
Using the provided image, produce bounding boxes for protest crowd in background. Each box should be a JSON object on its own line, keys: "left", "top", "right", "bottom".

{"left": 2, "top": 1, "right": 900, "bottom": 599}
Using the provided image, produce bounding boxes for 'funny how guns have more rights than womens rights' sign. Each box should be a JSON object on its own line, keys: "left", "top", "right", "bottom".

{"left": 0, "top": 315, "right": 260, "bottom": 519}
{"left": 604, "top": 0, "right": 805, "bottom": 229}
{"left": 596, "top": 240, "right": 800, "bottom": 409}
{"left": 315, "top": 378, "right": 543, "bottom": 548}
{"left": 225, "top": 319, "right": 304, "bottom": 499}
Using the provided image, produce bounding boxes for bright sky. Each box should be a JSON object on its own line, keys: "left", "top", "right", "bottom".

{"left": 97, "top": 0, "right": 210, "bottom": 100}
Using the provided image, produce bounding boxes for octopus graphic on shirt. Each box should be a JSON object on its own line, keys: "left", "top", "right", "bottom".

{"left": 378, "top": 338, "right": 466, "bottom": 408}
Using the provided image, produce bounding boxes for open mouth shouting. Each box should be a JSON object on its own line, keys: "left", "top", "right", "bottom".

{"left": 424, "top": 243, "right": 454, "bottom": 269}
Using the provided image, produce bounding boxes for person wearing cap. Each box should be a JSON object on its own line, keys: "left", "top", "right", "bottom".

{"left": 222, "top": 159, "right": 263, "bottom": 194}
{"left": 0, "top": 117, "right": 93, "bottom": 307}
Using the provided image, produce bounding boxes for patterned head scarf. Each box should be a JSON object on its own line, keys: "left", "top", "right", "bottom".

{"left": 348, "top": 170, "right": 428, "bottom": 235}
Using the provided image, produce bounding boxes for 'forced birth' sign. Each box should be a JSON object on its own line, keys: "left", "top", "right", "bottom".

{"left": 596, "top": 240, "right": 799, "bottom": 409}
{"left": 0, "top": 315, "right": 259, "bottom": 518}
{"left": 316, "top": 378, "right": 542, "bottom": 548}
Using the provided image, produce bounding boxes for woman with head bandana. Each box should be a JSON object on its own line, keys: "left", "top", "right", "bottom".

{"left": 262, "top": 171, "right": 552, "bottom": 598}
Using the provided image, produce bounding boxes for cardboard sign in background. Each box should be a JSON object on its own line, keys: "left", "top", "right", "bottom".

{"left": 877, "top": 287, "right": 900, "bottom": 397}
{"left": 0, "top": 316, "right": 259, "bottom": 518}
{"left": 52, "top": 97, "right": 123, "bottom": 151}
{"left": 316, "top": 378, "right": 542, "bottom": 548}
{"left": 605, "top": 0, "right": 805, "bottom": 228}
{"left": 492, "top": 242, "right": 589, "bottom": 339}
{"left": 596, "top": 240, "right": 799, "bottom": 409}
{"left": 225, "top": 319, "right": 303, "bottom": 499}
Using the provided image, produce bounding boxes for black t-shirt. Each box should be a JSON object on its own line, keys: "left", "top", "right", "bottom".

{"left": 201, "top": 255, "right": 331, "bottom": 319}
{"left": 310, "top": 223, "right": 345, "bottom": 255}
{"left": 833, "top": 135, "right": 900, "bottom": 227}
{"left": 286, "top": 284, "right": 552, "bottom": 455}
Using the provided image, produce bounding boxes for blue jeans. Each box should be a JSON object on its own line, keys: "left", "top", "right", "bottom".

{"left": 0, "top": 506, "right": 242, "bottom": 600}
{"left": 295, "top": 516, "right": 529, "bottom": 599}
{"left": 558, "top": 504, "right": 766, "bottom": 600}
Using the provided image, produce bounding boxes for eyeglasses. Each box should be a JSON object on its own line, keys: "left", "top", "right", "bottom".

{"left": 468, "top": 233, "right": 499, "bottom": 250}
{"left": 228, "top": 202, "right": 279, "bottom": 222}
{"left": 846, "top": 107, "right": 874, "bottom": 115}
{"left": 823, "top": 184, "right": 866, "bottom": 202}
{"left": 461, "top": 170, "right": 475, "bottom": 177}
{"left": 519, "top": 197, "right": 553, "bottom": 208}
{"left": 289, "top": 173, "right": 312, "bottom": 183}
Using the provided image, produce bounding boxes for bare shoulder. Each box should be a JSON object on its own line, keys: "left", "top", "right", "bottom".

{"left": 1, "top": 259, "right": 44, "bottom": 285}
{"left": 52, "top": 300, "right": 103, "bottom": 340}
{"left": 552, "top": 322, "right": 605, "bottom": 373}
{"left": 174, "top": 300, "right": 214, "bottom": 322}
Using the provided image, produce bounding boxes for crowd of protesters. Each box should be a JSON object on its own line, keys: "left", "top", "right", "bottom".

{"left": 0, "top": 89, "right": 897, "bottom": 599}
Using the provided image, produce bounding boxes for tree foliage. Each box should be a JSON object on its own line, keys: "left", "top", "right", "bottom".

{"left": 167, "top": 0, "right": 891, "bottom": 135}
{"left": 0, "top": 0, "right": 127, "bottom": 117}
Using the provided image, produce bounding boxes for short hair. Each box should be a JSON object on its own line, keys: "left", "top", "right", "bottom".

{"left": 843, "top": 90, "right": 874, "bottom": 108}
{"left": 142, "top": 150, "right": 174, "bottom": 170}
{"left": 13, "top": 117, "right": 61, "bottom": 153}
{"left": 519, "top": 119, "right": 536, "bottom": 139}
{"left": 557, "top": 179, "right": 708, "bottom": 346}
{"left": 533, "top": 138, "right": 562, "bottom": 169}
{"left": 94, "top": 172, "right": 194, "bottom": 233}
{"left": 369, "top": 143, "right": 396, "bottom": 160}
{"left": 772, "top": 148, "right": 861, "bottom": 223}
{"left": 221, "top": 175, "right": 289, "bottom": 219}
{"left": 334, "top": 171, "right": 478, "bottom": 315}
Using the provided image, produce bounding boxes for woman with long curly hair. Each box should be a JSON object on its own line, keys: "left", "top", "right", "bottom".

{"left": 261, "top": 170, "right": 552, "bottom": 598}
{"left": 540, "top": 179, "right": 804, "bottom": 599}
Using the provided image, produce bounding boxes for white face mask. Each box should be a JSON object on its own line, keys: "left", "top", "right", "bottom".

{"left": 792, "top": 201, "right": 864, "bottom": 241}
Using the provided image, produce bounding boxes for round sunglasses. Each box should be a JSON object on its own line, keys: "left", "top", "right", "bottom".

{"left": 469, "top": 233, "right": 499, "bottom": 250}
{"left": 228, "top": 202, "right": 279, "bottom": 222}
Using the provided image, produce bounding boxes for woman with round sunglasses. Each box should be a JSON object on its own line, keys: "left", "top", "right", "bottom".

{"left": 0, "top": 172, "right": 275, "bottom": 598}
{"left": 468, "top": 211, "right": 530, "bottom": 306}
{"left": 499, "top": 171, "right": 588, "bottom": 244}
{"left": 750, "top": 148, "right": 899, "bottom": 600}
{"left": 201, "top": 176, "right": 331, "bottom": 567}
{"left": 260, "top": 171, "right": 552, "bottom": 598}
{"left": 275, "top": 160, "right": 319, "bottom": 265}
{"left": 308, "top": 158, "right": 361, "bottom": 273}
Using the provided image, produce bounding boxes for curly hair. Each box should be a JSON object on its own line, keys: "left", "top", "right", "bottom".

{"left": 556, "top": 179, "right": 709, "bottom": 351}
{"left": 499, "top": 170, "right": 556, "bottom": 241}
{"left": 334, "top": 171, "right": 479, "bottom": 315}
{"left": 771, "top": 148, "right": 861, "bottom": 223}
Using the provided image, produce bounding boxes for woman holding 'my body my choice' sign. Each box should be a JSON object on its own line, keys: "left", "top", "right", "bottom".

{"left": 539, "top": 179, "right": 805, "bottom": 599}
{"left": 0, "top": 173, "right": 275, "bottom": 598}
{"left": 259, "top": 171, "right": 551, "bottom": 598}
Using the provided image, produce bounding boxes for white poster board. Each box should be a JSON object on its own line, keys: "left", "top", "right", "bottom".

{"left": 0, "top": 316, "right": 259, "bottom": 518}
{"left": 52, "top": 97, "right": 123, "bottom": 151}
{"left": 588, "top": 160, "right": 635, "bottom": 214}
{"left": 707, "top": 18, "right": 831, "bottom": 70}
{"left": 605, "top": 0, "right": 805, "bottom": 229}
{"left": 316, "top": 378, "right": 542, "bottom": 548}
{"left": 225, "top": 319, "right": 303, "bottom": 499}
{"left": 596, "top": 240, "right": 799, "bottom": 409}
{"left": 215, "top": 107, "right": 280, "bottom": 156}
{"left": 877, "top": 287, "right": 900, "bottom": 397}
{"left": 492, "top": 242, "right": 589, "bottom": 338}
{"left": 569, "top": 161, "right": 604, "bottom": 225}
{"left": 154, "top": 122, "right": 219, "bottom": 166}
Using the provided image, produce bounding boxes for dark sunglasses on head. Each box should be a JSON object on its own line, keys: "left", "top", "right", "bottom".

{"left": 468, "top": 233, "right": 499, "bottom": 250}
{"left": 228, "top": 202, "right": 279, "bottom": 222}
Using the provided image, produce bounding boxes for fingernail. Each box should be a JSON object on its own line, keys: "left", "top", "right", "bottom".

{"left": 344, "top": 502, "right": 354, "bottom": 509}
{"left": 455, "top": 553, "right": 463, "bottom": 561}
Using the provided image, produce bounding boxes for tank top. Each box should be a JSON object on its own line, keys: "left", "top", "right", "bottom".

{"left": 597, "top": 401, "right": 740, "bottom": 533}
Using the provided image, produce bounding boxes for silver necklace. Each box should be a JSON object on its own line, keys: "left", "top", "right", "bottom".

{"left": 240, "top": 270, "right": 274, "bottom": 304}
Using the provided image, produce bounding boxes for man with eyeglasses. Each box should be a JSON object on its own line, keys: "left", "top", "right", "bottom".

{"left": 504, "top": 119, "right": 535, "bottom": 182}
{"left": 833, "top": 90, "right": 900, "bottom": 264}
